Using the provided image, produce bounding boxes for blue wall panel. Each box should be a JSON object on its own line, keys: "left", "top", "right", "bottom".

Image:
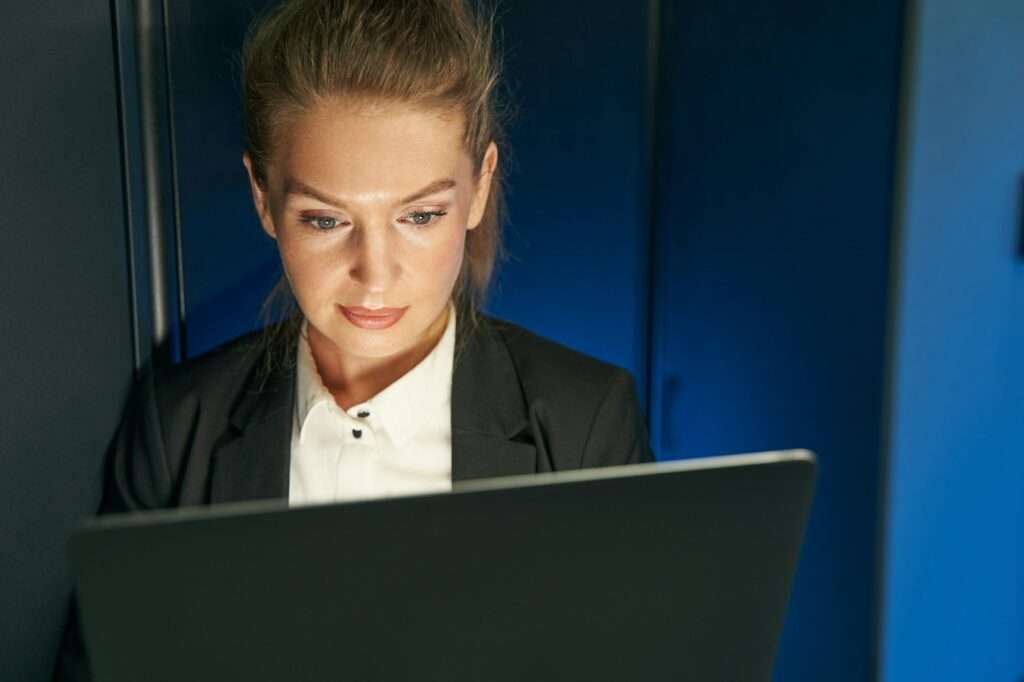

{"left": 484, "top": 2, "right": 652, "bottom": 390}
{"left": 881, "top": 1, "right": 1024, "bottom": 679}
{"left": 167, "top": 0, "right": 282, "bottom": 357}
{"left": 650, "top": 2, "right": 905, "bottom": 679}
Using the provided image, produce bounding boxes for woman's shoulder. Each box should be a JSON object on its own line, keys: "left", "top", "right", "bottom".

{"left": 479, "top": 315, "right": 636, "bottom": 397}
{"left": 478, "top": 315, "right": 653, "bottom": 466}
{"left": 147, "top": 327, "right": 273, "bottom": 408}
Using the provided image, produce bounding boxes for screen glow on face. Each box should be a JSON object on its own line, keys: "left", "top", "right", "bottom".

{"left": 245, "top": 97, "right": 496, "bottom": 377}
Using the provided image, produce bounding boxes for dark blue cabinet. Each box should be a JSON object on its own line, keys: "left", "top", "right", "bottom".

{"left": 649, "top": 2, "right": 905, "bottom": 680}
{"left": 484, "top": 2, "right": 653, "bottom": 394}
{"left": 166, "top": 0, "right": 280, "bottom": 357}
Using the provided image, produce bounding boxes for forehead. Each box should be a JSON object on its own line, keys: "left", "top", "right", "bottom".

{"left": 276, "top": 98, "right": 470, "bottom": 196}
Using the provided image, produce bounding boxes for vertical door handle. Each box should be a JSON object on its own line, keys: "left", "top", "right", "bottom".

{"left": 660, "top": 373, "right": 681, "bottom": 455}
{"left": 1017, "top": 173, "right": 1024, "bottom": 259}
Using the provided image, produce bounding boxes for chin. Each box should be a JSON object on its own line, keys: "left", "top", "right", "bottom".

{"left": 332, "top": 319, "right": 426, "bottom": 358}
{"left": 326, "top": 327, "right": 400, "bottom": 355}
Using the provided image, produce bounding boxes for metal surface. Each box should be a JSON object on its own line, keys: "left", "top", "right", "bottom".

{"left": 136, "top": 0, "right": 172, "bottom": 350}
{"left": 73, "top": 452, "right": 816, "bottom": 682}
{"left": 643, "top": 0, "right": 663, "bottom": 435}
{"left": 0, "top": 1, "right": 134, "bottom": 678}
{"left": 114, "top": 0, "right": 183, "bottom": 368}
{"left": 84, "top": 450, "right": 816, "bottom": 528}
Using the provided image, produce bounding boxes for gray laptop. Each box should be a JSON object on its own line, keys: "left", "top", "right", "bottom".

{"left": 70, "top": 449, "right": 815, "bottom": 682}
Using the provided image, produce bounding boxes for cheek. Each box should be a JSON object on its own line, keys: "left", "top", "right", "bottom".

{"left": 417, "top": 228, "right": 466, "bottom": 290}
{"left": 275, "top": 233, "right": 340, "bottom": 299}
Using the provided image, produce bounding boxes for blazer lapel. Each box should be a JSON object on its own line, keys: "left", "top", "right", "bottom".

{"left": 208, "top": 313, "right": 537, "bottom": 502}
{"left": 208, "top": 355, "right": 295, "bottom": 504}
{"left": 451, "top": 316, "right": 539, "bottom": 482}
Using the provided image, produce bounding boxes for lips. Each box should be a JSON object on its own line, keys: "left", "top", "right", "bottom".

{"left": 340, "top": 305, "right": 407, "bottom": 330}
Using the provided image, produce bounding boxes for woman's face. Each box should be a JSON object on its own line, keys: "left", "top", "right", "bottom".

{"left": 244, "top": 98, "right": 497, "bottom": 366}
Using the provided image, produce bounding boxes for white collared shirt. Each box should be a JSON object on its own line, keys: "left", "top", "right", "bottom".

{"left": 288, "top": 307, "right": 455, "bottom": 505}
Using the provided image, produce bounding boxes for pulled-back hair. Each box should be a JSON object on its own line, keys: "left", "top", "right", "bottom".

{"left": 241, "top": 0, "right": 507, "bottom": 371}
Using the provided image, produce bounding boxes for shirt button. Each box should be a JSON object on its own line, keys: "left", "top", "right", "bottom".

{"left": 352, "top": 429, "right": 362, "bottom": 439}
{"left": 357, "top": 411, "right": 370, "bottom": 418}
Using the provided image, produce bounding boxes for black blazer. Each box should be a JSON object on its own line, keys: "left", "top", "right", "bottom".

{"left": 54, "top": 315, "right": 653, "bottom": 679}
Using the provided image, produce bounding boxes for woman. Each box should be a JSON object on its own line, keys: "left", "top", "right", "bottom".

{"left": 55, "top": 0, "right": 653, "bottom": 677}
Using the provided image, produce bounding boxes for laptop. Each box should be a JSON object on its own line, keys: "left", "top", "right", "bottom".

{"left": 70, "top": 449, "right": 816, "bottom": 682}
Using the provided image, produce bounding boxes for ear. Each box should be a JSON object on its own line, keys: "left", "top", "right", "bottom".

{"left": 242, "top": 152, "right": 278, "bottom": 240}
{"left": 467, "top": 142, "right": 498, "bottom": 231}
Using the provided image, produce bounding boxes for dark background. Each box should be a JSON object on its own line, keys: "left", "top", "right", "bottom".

{"left": 1, "top": 1, "right": 1021, "bottom": 680}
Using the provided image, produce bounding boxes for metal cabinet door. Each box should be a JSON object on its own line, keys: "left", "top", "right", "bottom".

{"left": 648, "top": 1, "right": 904, "bottom": 680}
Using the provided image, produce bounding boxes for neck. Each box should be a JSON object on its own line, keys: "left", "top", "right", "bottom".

{"left": 307, "top": 306, "right": 450, "bottom": 411}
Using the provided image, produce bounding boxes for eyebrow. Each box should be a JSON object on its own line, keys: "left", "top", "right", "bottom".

{"left": 282, "top": 177, "right": 457, "bottom": 208}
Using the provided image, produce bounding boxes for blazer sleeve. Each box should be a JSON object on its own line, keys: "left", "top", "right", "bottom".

{"left": 580, "top": 370, "right": 656, "bottom": 467}
{"left": 97, "top": 368, "right": 176, "bottom": 512}
{"left": 53, "top": 369, "right": 173, "bottom": 682}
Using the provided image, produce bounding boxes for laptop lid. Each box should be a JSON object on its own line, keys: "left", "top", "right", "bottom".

{"left": 70, "top": 449, "right": 815, "bottom": 682}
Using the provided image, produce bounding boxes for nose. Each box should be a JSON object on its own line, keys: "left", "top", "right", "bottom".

{"left": 347, "top": 222, "right": 398, "bottom": 293}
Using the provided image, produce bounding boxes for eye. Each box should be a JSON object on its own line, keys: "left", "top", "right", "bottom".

{"left": 399, "top": 210, "right": 448, "bottom": 227}
{"left": 299, "top": 215, "right": 348, "bottom": 231}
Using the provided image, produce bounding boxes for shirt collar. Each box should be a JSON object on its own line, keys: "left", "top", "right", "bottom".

{"left": 295, "top": 305, "right": 456, "bottom": 448}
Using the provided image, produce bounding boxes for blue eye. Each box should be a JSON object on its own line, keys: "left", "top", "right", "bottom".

{"left": 298, "top": 211, "right": 446, "bottom": 231}
{"left": 299, "top": 215, "right": 345, "bottom": 231}
{"left": 402, "top": 210, "right": 448, "bottom": 227}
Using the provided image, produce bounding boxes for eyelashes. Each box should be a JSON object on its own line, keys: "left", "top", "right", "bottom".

{"left": 298, "top": 210, "right": 448, "bottom": 232}
{"left": 299, "top": 215, "right": 346, "bottom": 231}
{"left": 402, "top": 210, "right": 448, "bottom": 227}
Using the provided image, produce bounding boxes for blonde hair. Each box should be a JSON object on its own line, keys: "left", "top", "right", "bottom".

{"left": 241, "top": 0, "right": 508, "bottom": 370}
